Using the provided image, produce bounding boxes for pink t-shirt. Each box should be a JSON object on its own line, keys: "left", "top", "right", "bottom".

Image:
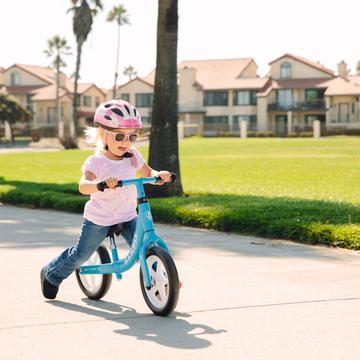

{"left": 81, "top": 147, "right": 145, "bottom": 226}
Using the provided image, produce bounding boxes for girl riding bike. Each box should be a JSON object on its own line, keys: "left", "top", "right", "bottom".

{"left": 41, "top": 99, "right": 173, "bottom": 300}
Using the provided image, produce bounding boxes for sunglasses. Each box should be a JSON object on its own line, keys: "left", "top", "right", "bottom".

{"left": 108, "top": 131, "right": 138, "bottom": 143}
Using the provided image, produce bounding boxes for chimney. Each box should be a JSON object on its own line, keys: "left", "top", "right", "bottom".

{"left": 337, "top": 61, "right": 348, "bottom": 78}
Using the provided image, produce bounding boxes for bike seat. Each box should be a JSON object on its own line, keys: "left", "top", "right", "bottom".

{"left": 107, "top": 224, "right": 123, "bottom": 238}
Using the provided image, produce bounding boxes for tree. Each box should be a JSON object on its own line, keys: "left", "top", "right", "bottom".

{"left": 68, "top": 0, "right": 103, "bottom": 144}
{"left": 123, "top": 65, "right": 137, "bottom": 81}
{"left": 0, "top": 94, "right": 30, "bottom": 142}
{"left": 147, "top": 0, "right": 183, "bottom": 197}
{"left": 107, "top": 4, "right": 130, "bottom": 99}
{"left": 44, "top": 35, "right": 71, "bottom": 140}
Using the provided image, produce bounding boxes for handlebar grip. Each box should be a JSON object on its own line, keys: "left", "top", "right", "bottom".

{"left": 96, "top": 180, "right": 123, "bottom": 192}
{"left": 155, "top": 172, "right": 177, "bottom": 184}
{"left": 170, "top": 172, "right": 177, "bottom": 182}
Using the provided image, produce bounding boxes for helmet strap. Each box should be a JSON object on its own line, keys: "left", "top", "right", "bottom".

{"left": 102, "top": 144, "right": 133, "bottom": 160}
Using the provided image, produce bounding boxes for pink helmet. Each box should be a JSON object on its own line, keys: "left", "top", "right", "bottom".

{"left": 94, "top": 99, "right": 142, "bottom": 129}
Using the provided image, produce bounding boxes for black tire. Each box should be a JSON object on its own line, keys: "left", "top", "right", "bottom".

{"left": 76, "top": 245, "right": 112, "bottom": 300}
{"left": 140, "top": 246, "right": 179, "bottom": 316}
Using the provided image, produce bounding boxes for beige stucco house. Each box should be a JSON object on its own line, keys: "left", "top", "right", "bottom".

{"left": 117, "top": 58, "right": 267, "bottom": 136}
{"left": 0, "top": 64, "right": 107, "bottom": 136}
{"left": 116, "top": 54, "right": 360, "bottom": 136}
{"left": 2, "top": 55, "right": 360, "bottom": 138}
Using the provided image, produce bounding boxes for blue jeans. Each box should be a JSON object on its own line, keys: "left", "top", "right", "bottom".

{"left": 44, "top": 218, "right": 137, "bottom": 287}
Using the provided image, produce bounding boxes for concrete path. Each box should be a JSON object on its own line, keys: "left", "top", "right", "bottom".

{"left": 1, "top": 204, "right": 360, "bottom": 359}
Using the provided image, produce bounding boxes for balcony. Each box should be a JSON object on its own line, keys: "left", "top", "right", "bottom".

{"left": 268, "top": 100, "right": 326, "bottom": 112}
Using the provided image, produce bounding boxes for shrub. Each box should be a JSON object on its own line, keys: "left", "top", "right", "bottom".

{"left": 256, "top": 131, "right": 267, "bottom": 137}
{"left": 31, "top": 126, "right": 57, "bottom": 141}
{"left": 344, "top": 128, "right": 360, "bottom": 136}
{"left": 299, "top": 132, "right": 313, "bottom": 137}
{"left": 288, "top": 132, "right": 298, "bottom": 138}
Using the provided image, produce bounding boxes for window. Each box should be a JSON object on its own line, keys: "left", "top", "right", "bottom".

{"left": 47, "top": 107, "right": 63, "bottom": 124}
{"left": 120, "top": 93, "right": 130, "bottom": 102}
{"left": 204, "top": 91, "right": 228, "bottom": 106}
{"left": 280, "top": 62, "right": 291, "bottom": 79}
{"left": 304, "top": 115, "right": 320, "bottom": 126}
{"left": 277, "top": 89, "right": 293, "bottom": 108}
{"left": 10, "top": 72, "right": 20, "bottom": 86}
{"left": 26, "top": 94, "right": 33, "bottom": 113}
{"left": 233, "top": 115, "right": 257, "bottom": 131}
{"left": 305, "top": 89, "right": 324, "bottom": 102}
{"left": 233, "top": 91, "right": 257, "bottom": 105}
{"left": 47, "top": 108, "right": 56, "bottom": 124}
{"left": 75, "top": 94, "right": 81, "bottom": 106}
{"left": 136, "top": 93, "right": 153, "bottom": 107}
{"left": 95, "top": 96, "right": 100, "bottom": 107}
{"left": 204, "top": 116, "right": 228, "bottom": 124}
{"left": 142, "top": 116, "right": 152, "bottom": 125}
{"left": 83, "top": 96, "right": 91, "bottom": 107}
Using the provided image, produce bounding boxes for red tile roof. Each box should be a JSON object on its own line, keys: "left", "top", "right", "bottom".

{"left": 269, "top": 53, "right": 335, "bottom": 76}
{"left": 6, "top": 85, "right": 45, "bottom": 95}
{"left": 66, "top": 82, "right": 107, "bottom": 96}
{"left": 118, "top": 76, "right": 155, "bottom": 90}
{"left": 272, "top": 78, "right": 330, "bottom": 89}
{"left": 324, "top": 77, "right": 360, "bottom": 96}
{"left": 31, "top": 85, "right": 71, "bottom": 101}
{"left": 178, "top": 58, "right": 265, "bottom": 90}
{"left": 141, "top": 58, "right": 267, "bottom": 90}
{"left": 4, "top": 64, "right": 55, "bottom": 84}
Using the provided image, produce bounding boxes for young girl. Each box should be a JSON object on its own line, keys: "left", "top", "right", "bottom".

{"left": 41, "top": 99, "right": 172, "bottom": 299}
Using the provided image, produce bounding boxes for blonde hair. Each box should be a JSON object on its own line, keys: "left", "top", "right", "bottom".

{"left": 84, "top": 126, "right": 105, "bottom": 153}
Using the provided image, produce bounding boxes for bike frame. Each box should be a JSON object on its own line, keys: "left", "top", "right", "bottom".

{"left": 79, "top": 177, "right": 170, "bottom": 289}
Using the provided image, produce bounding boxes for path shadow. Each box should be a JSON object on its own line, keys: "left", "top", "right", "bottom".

{"left": 50, "top": 299, "right": 226, "bottom": 349}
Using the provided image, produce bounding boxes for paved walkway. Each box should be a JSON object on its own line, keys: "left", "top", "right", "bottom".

{"left": 1, "top": 204, "right": 360, "bottom": 359}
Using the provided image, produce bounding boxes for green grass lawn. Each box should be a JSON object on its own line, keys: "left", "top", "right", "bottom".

{"left": 1, "top": 136, "right": 360, "bottom": 249}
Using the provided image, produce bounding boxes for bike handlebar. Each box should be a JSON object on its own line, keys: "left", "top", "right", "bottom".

{"left": 96, "top": 172, "right": 177, "bottom": 192}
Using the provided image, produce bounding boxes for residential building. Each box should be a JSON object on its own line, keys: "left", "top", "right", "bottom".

{"left": 117, "top": 58, "right": 267, "bottom": 136}
{"left": 257, "top": 54, "right": 335, "bottom": 135}
{"left": 116, "top": 54, "right": 360, "bottom": 136}
{"left": 0, "top": 64, "right": 107, "bottom": 135}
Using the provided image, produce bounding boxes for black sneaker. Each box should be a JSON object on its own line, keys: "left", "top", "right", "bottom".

{"left": 40, "top": 268, "right": 59, "bottom": 299}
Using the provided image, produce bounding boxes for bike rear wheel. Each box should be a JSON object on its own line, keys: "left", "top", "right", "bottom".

{"left": 140, "top": 246, "right": 179, "bottom": 316}
{"left": 76, "top": 245, "right": 112, "bottom": 300}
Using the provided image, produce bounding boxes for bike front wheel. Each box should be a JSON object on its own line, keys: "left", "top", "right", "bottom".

{"left": 140, "top": 246, "right": 179, "bottom": 316}
{"left": 76, "top": 245, "right": 112, "bottom": 300}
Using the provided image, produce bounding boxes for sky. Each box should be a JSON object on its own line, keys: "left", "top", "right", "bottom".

{"left": 1, "top": 0, "right": 359, "bottom": 89}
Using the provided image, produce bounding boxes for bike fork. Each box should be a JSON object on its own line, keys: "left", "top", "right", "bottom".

{"left": 109, "top": 235, "right": 122, "bottom": 280}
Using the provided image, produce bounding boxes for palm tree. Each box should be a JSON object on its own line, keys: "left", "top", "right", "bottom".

{"left": 44, "top": 35, "right": 71, "bottom": 139}
{"left": 123, "top": 65, "right": 137, "bottom": 81}
{"left": 68, "top": 0, "right": 103, "bottom": 143}
{"left": 107, "top": 5, "right": 130, "bottom": 98}
{"left": 147, "top": 0, "right": 183, "bottom": 197}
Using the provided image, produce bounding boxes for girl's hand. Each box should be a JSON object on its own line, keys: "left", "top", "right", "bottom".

{"left": 154, "top": 171, "right": 172, "bottom": 185}
{"left": 104, "top": 177, "right": 118, "bottom": 190}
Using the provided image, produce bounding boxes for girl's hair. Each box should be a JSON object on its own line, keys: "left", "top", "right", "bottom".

{"left": 84, "top": 126, "right": 105, "bottom": 153}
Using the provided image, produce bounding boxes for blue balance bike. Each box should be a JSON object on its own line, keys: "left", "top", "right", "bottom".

{"left": 75, "top": 174, "right": 180, "bottom": 316}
